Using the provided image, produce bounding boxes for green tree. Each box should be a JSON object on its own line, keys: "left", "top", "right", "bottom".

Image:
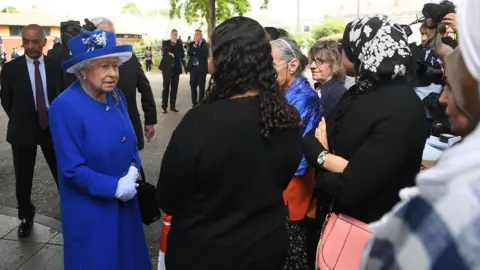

{"left": 169, "top": 0, "right": 269, "bottom": 37}
{"left": 1, "top": 6, "right": 20, "bottom": 13}
{"left": 121, "top": 2, "right": 142, "bottom": 16}
{"left": 310, "top": 19, "right": 346, "bottom": 41}
{"left": 292, "top": 32, "right": 315, "bottom": 49}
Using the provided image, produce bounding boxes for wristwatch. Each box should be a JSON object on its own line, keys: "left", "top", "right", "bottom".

{"left": 317, "top": 150, "right": 329, "bottom": 167}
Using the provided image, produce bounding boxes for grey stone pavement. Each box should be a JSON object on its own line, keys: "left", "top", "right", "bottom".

{"left": 0, "top": 72, "right": 193, "bottom": 269}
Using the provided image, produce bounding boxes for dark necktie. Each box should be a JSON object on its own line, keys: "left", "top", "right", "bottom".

{"left": 33, "top": 60, "right": 48, "bottom": 129}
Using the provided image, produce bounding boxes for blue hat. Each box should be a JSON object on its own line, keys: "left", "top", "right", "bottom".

{"left": 62, "top": 30, "right": 132, "bottom": 73}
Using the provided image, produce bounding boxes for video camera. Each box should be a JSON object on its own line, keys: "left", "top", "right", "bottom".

{"left": 58, "top": 19, "right": 97, "bottom": 87}
{"left": 60, "top": 19, "right": 97, "bottom": 48}
{"left": 421, "top": 1, "right": 456, "bottom": 31}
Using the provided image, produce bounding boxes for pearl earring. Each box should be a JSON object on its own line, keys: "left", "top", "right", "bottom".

{"left": 83, "top": 76, "right": 87, "bottom": 80}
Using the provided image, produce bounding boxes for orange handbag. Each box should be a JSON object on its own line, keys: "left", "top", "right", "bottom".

{"left": 316, "top": 201, "right": 373, "bottom": 270}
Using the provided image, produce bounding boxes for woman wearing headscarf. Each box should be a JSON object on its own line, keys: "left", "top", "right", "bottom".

{"left": 48, "top": 30, "right": 151, "bottom": 269}
{"left": 363, "top": 0, "right": 480, "bottom": 268}
{"left": 302, "top": 14, "right": 427, "bottom": 255}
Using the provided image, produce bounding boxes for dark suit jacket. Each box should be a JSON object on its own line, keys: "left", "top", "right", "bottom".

{"left": 117, "top": 53, "right": 157, "bottom": 151}
{"left": 187, "top": 39, "right": 209, "bottom": 74}
{"left": 159, "top": 40, "right": 185, "bottom": 74}
{"left": 0, "top": 55, "right": 63, "bottom": 147}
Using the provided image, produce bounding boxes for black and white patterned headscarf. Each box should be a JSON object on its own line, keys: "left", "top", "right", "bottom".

{"left": 342, "top": 15, "right": 412, "bottom": 92}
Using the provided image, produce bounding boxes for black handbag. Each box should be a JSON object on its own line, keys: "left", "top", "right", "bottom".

{"left": 136, "top": 167, "right": 162, "bottom": 225}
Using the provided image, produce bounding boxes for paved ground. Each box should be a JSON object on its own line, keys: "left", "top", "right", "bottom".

{"left": 0, "top": 72, "right": 193, "bottom": 269}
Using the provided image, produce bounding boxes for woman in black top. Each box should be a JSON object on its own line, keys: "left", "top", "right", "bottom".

{"left": 309, "top": 40, "right": 347, "bottom": 118}
{"left": 303, "top": 15, "right": 427, "bottom": 232}
{"left": 156, "top": 16, "right": 303, "bottom": 270}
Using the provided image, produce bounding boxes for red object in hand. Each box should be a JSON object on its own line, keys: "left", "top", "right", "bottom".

{"left": 160, "top": 215, "right": 172, "bottom": 253}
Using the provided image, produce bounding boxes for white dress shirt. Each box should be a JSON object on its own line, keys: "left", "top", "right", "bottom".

{"left": 25, "top": 54, "right": 50, "bottom": 110}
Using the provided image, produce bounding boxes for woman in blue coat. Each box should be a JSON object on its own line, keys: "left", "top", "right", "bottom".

{"left": 48, "top": 30, "right": 151, "bottom": 269}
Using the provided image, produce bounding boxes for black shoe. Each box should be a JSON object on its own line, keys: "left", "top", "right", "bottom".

{"left": 18, "top": 217, "right": 34, "bottom": 238}
{"left": 162, "top": 108, "right": 168, "bottom": 114}
{"left": 170, "top": 108, "right": 179, "bottom": 112}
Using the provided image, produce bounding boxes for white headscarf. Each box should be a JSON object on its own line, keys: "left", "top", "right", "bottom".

{"left": 459, "top": 0, "right": 480, "bottom": 94}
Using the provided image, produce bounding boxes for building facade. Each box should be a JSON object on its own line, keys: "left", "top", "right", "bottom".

{"left": 0, "top": 12, "right": 142, "bottom": 62}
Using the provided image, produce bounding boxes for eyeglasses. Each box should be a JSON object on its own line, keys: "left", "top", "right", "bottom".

{"left": 310, "top": 58, "right": 328, "bottom": 65}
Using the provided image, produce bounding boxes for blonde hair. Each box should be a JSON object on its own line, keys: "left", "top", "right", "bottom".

{"left": 309, "top": 40, "right": 346, "bottom": 83}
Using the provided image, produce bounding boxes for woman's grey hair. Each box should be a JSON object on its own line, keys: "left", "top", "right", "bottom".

{"left": 90, "top": 17, "right": 115, "bottom": 31}
{"left": 74, "top": 57, "right": 121, "bottom": 79}
{"left": 74, "top": 60, "right": 93, "bottom": 79}
{"left": 309, "top": 40, "right": 346, "bottom": 83}
{"left": 271, "top": 37, "right": 309, "bottom": 77}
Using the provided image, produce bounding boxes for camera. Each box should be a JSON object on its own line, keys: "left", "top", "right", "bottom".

{"left": 416, "top": 60, "right": 445, "bottom": 87}
{"left": 60, "top": 19, "right": 97, "bottom": 47}
{"left": 421, "top": 1, "right": 456, "bottom": 27}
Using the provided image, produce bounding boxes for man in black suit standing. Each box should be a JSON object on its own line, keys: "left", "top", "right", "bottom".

{"left": 187, "top": 29, "right": 209, "bottom": 107}
{"left": 92, "top": 17, "right": 157, "bottom": 154}
{"left": 159, "top": 29, "right": 184, "bottom": 113}
{"left": 0, "top": 24, "right": 62, "bottom": 237}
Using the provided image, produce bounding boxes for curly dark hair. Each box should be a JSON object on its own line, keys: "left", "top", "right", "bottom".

{"left": 204, "top": 16, "right": 301, "bottom": 138}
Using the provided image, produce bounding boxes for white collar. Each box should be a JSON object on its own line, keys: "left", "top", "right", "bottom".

{"left": 25, "top": 54, "right": 45, "bottom": 64}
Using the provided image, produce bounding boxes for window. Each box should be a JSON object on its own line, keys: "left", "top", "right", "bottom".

{"left": 43, "top": 27, "right": 51, "bottom": 36}
{"left": 9, "top": 26, "right": 23, "bottom": 36}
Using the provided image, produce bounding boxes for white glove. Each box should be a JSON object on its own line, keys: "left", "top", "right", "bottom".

{"left": 114, "top": 166, "right": 139, "bottom": 202}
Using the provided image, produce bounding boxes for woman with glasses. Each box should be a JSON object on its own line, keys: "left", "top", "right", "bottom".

{"left": 271, "top": 37, "right": 322, "bottom": 270}
{"left": 309, "top": 40, "right": 347, "bottom": 118}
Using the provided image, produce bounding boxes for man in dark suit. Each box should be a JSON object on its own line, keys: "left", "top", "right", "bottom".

{"left": 0, "top": 24, "right": 62, "bottom": 237}
{"left": 93, "top": 17, "right": 157, "bottom": 161}
{"left": 187, "top": 29, "right": 209, "bottom": 107}
{"left": 159, "top": 29, "right": 184, "bottom": 113}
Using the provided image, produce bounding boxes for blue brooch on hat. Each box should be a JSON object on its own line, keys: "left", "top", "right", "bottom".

{"left": 62, "top": 30, "right": 133, "bottom": 73}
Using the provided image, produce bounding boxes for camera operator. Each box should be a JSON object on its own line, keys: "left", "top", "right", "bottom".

{"left": 362, "top": 0, "right": 480, "bottom": 267}
{"left": 413, "top": 0, "right": 458, "bottom": 137}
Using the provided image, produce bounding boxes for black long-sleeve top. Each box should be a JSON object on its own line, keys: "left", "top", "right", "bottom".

{"left": 304, "top": 79, "right": 428, "bottom": 224}
{"left": 156, "top": 96, "right": 303, "bottom": 270}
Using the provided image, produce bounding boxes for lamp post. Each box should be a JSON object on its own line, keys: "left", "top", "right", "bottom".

{"left": 296, "top": 0, "right": 301, "bottom": 33}
{"left": 357, "top": 0, "right": 361, "bottom": 18}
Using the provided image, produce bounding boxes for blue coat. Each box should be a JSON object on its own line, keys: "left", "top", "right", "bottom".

{"left": 48, "top": 81, "right": 151, "bottom": 270}
{"left": 285, "top": 76, "right": 322, "bottom": 176}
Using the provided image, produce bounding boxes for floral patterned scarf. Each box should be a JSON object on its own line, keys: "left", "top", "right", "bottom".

{"left": 342, "top": 15, "right": 412, "bottom": 91}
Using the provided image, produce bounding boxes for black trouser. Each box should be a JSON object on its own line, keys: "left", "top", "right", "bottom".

{"left": 189, "top": 69, "right": 207, "bottom": 105}
{"left": 162, "top": 70, "right": 180, "bottom": 109}
{"left": 305, "top": 217, "right": 320, "bottom": 270}
{"left": 12, "top": 128, "right": 58, "bottom": 220}
{"left": 145, "top": 60, "right": 152, "bottom": 71}
{"left": 181, "top": 59, "right": 187, "bottom": 73}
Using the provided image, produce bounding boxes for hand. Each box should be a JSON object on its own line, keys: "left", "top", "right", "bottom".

{"left": 442, "top": 13, "right": 457, "bottom": 33}
{"left": 315, "top": 117, "right": 329, "bottom": 151}
{"left": 114, "top": 166, "right": 139, "bottom": 202}
{"left": 144, "top": 125, "right": 155, "bottom": 142}
{"left": 433, "top": 31, "right": 454, "bottom": 62}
